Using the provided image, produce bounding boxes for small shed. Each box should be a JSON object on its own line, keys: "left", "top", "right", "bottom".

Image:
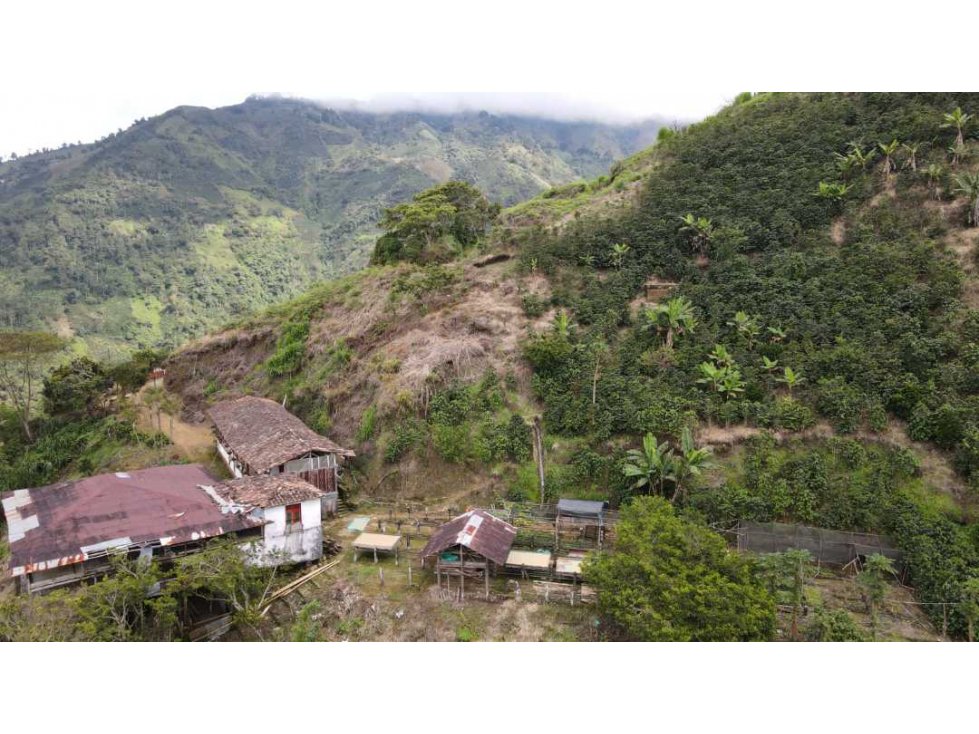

{"left": 555, "top": 499, "right": 608, "bottom": 549}
{"left": 420, "top": 509, "right": 517, "bottom": 600}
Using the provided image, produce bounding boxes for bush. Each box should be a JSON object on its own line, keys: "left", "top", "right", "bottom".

{"left": 265, "top": 318, "right": 309, "bottom": 377}
{"left": 759, "top": 397, "right": 816, "bottom": 431}
{"left": 383, "top": 420, "right": 425, "bottom": 464}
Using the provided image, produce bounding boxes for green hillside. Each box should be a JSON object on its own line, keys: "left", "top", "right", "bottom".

{"left": 0, "top": 96, "right": 658, "bottom": 359}
{"left": 8, "top": 92, "right": 979, "bottom": 641}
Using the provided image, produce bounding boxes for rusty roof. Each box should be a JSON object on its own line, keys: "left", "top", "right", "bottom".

{"left": 1, "top": 464, "right": 263, "bottom": 577}
{"left": 419, "top": 509, "right": 517, "bottom": 566}
{"left": 208, "top": 396, "right": 355, "bottom": 473}
{"left": 209, "top": 474, "right": 324, "bottom": 509}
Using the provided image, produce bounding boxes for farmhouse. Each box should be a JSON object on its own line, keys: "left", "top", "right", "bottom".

{"left": 204, "top": 474, "right": 327, "bottom": 566}
{"left": 420, "top": 509, "right": 517, "bottom": 600}
{"left": 1, "top": 465, "right": 330, "bottom": 593}
{"left": 1, "top": 465, "right": 263, "bottom": 594}
{"left": 208, "top": 396, "right": 355, "bottom": 513}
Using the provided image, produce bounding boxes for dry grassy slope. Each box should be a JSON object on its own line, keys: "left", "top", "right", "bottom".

{"left": 164, "top": 256, "right": 555, "bottom": 491}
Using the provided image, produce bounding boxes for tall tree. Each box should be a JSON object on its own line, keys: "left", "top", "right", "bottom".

{"left": 0, "top": 331, "right": 67, "bottom": 440}
{"left": 958, "top": 577, "right": 979, "bottom": 642}
{"left": 942, "top": 107, "right": 972, "bottom": 150}
{"left": 878, "top": 139, "right": 900, "bottom": 176}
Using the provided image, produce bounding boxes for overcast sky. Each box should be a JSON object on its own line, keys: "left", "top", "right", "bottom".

{"left": 1, "top": 89, "right": 730, "bottom": 158}
{"left": 1, "top": 1, "right": 971, "bottom": 157}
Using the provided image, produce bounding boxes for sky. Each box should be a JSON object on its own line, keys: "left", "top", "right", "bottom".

{"left": 1, "top": 1, "right": 973, "bottom": 157}
{"left": 0, "top": 89, "right": 730, "bottom": 158}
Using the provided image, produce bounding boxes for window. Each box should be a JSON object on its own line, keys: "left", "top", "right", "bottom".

{"left": 285, "top": 503, "right": 302, "bottom": 532}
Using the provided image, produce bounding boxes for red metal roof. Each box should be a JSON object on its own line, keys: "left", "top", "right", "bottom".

{"left": 419, "top": 509, "right": 517, "bottom": 566}
{"left": 1, "top": 464, "right": 263, "bottom": 577}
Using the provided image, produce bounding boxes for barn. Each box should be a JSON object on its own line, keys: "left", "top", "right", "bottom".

{"left": 208, "top": 396, "right": 355, "bottom": 514}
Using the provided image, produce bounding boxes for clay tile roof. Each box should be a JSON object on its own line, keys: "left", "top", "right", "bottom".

{"left": 420, "top": 509, "right": 517, "bottom": 566}
{"left": 0, "top": 464, "right": 263, "bottom": 577}
{"left": 210, "top": 474, "right": 324, "bottom": 509}
{"left": 207, "top": 396, "right": 355, "bottom": 473}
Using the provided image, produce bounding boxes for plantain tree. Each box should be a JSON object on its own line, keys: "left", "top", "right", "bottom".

{"left": 678, "top": 213, "right": 714, "bottom": 257}
{"left": 672, "top": 427, "right": 713, "bottom": 503}
{"left": 644, "top": 296, "right": 697, "bottom": 350}
{"left": 953, "top": 172, "right": 979, "bottom": 227}
{"left": 878, "top": 139, "right": 900, "bottom": 176}
{"left": 622, "top": 432, "right": 676, "bottom": 498}
{"left": 943, "top": 107, "right": 972, "bottom": 150}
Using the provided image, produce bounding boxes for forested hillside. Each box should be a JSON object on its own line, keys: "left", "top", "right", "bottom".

{"left": 7, "top": 92, "right": 979, "bottom": 641}
{"left": 0, "top": 96, "right": 658, "bottom": 358}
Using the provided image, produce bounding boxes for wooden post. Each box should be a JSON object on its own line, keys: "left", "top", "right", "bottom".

{"left": 460, "top": 549, "right": 465, "bottom": 601}
{"left": 408, "top": 563, "right": 413, "bottom": 588}
{"left": 379, "top": 568, "right": 384, "bottom": 588}
{"left": 485, "top": 561, "right": 490, "bottom": 601}
{"left": 532, "top": 416, "right": 545, "bottom": 509}
{"left": 373, "top": 547, "right": 378, "bottom": 564}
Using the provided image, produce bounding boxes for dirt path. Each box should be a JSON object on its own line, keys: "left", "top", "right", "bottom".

{"left": 135, "top": 383, "right": 215, "bottom": 460}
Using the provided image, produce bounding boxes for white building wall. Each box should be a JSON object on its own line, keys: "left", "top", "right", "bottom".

{"left": 268, "top": 453, "right": 337, "bottom": 475}
{"left": 246, "top": 499, "right": 322, "bottom": 566}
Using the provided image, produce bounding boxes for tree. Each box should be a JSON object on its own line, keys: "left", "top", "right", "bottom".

{"left": 877, "top": 139, "right": 900, "bottom": 176}
{"left": 622, "top": 433, "right": 675, "bottom": 498}
{"left": 582, "top": 497, "right": 775, "bottom": 641}
{"left": 856, "top": 553, "right": 896, "bottom": 640}
{"left": 767, "top": 324, "right": 787, "bottom": 343}
{"left": 0, "top": 331, "right": 67, "bottom": 440}
{"left": 902, "top": 141, "right": 922, "bottom": 172}
{"left": 159, "top": 392, "right": 184, "bottom": 443}
{"left": 708, "top": 344, "right": 735, "bottom": 368}
{"left": 672, "top": 426, "right": 713, "bottom": 503}
{"left": 644, "top": 296, "right": 697, "bottom": 350}
{"left": 678, "top": 213, "right": 714, "bottom": 256}
{"left": 761, "top": 355, "right": 780, "bottom": 374}
{"left": 846, "top": 142, "right": 877, "bottom": 171}
{"left": 610, "top": 242, "right": 630, "bottom": 269}
{"left": 925, "top": 163, "right": 944, "bottom": 200}
{"left": 942, "top": 107, "right": 972, "bottom": 150}
{"left": 958, "top": 577, "right": 979, "bottom": 642}
{"left": 697, "top": 361, "right": 745, "bottom": 401}
{"left": 776, "top": 366, "right": 804, "bottom": 397}
{"left": 42, "top": 357, "right": 112, "bottom": 421}
{"left": 816, "top": 180, "right": 852, "bottom": 205}
{"left": 552, "top": 310, "right": 572, "bottom": 338}
{"left": 727, "top": 310, "right": 761, "bottom": 349}
{"left": 758, "top": 550, "right": 816, "bottom": 639}
{"left": 953, "top": 172, "right": 979, "bottom": 227}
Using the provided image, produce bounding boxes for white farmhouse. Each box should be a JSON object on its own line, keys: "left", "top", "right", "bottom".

{"left": 203, "top": 474, "right": 327, "bottom": 566}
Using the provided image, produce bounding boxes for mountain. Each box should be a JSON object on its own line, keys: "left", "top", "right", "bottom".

{"left": 155, "top": 92, "right": 979, "bottom": 638}
{"left": 0, "top": 96, "right": 660, "bottom": 358}
{"left": 10, "top": 92, "right": 979, "bottom": 641}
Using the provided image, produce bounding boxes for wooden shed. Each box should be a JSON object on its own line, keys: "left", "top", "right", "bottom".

{"left": 555, "top": 499, "right": 608, "bottom": 550}
{"left": 420, "top": 509, "right": 517, "bottom": 600}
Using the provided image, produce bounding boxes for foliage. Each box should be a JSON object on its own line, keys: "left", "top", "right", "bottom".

{"left": 583, "top": 497, "right": 775, "bottom": 641}
{"left": 42, "top": 357, "right": 112, "bottom": 421}
{"left": 265, "top": 317, "right": 310, "bottom": 377}
{"left": 0, "top": 330, "right": 68, "bottom": 439}
{"left": 805, "top": 607, "right": 867, "bottom": 641}
{"left": 372, "top": 181, "right": 500, "bottom": 264}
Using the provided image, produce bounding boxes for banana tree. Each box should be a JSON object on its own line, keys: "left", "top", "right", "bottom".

{"left": 953, "top": 172, "right": 979, "bottom": 227}
{"left": 902, "top": 141, "right": 922, "bottom": 172}
{"left": 709, "top": 343, "right": 736, "bottom": 368}
{"left": 610, "top": 242, "right": 630, "bottom": 269}
{"left": 776, "top": 366, "right": 804, "bottom": 397}
{"left": 925, "top": 163, "right": 944, "bottom": 200}
{"left": 644, "top": 296, "right": 697, "bottom": 350}
{"left": 834, "top": 152, "right": 858, "bottom": 181}
{"left": 727, "top": 310, "right": 761, "bottom": 349}
{"left": 672, "top": 426, "right": 714, "bottom": 503}
{"left": 878, "top": 139, "right": 900, "bottom": 176}
{"left": 847, "top": 142, "right": 877, "bottom": 171}
{"left": 678, "top": 213, "right": 714, "bottom": 256}
{"left": 767, "top": 324, "right": 787, "bottom": 343}
{"left": 816, "top": 180, "right": 853, "bottom": 204}
{"left": 622, "top": 433, "right": 676, "bottom": 498}
{"left": 761, "top": 355, "right": 780, "bottom": 373}
{"left": 943, "top": 107, "right": 972, "bottom": 150}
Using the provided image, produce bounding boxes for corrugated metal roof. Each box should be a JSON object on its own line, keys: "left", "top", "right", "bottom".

{"left": 556, "top": 499, "right": 606, "bottom": 517}
{"left": 420, "top": 509, "right": 517, "bottom": 566}
{"left": 1, "top": 465, "right": 263, "bottom": 577}
{"left": 208, "top": 396, "right": 355, "bottom": 473}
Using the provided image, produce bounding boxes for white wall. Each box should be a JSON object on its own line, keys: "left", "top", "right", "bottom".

{"left": 268, "top": 453, "right": 337, "bottom": 475}
{"left": 246, "top": 499, "right": 322, "bottom": 566}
